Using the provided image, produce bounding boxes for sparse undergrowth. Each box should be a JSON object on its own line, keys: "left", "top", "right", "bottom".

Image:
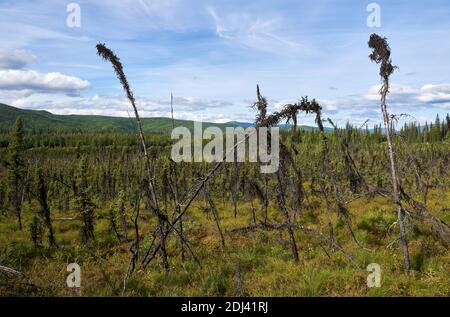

{"left": 1, "top": 189, "right": 448, "bottom": 297}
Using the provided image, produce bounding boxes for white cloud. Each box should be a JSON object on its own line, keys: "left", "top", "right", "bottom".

{"left": 434, "top": 102, "right": 450, "bottom": 109}
{"left": 0, "top": 91, "right": 235, "bottom": 122}
{"left": 207, "top": 6, "right": 308, "bottom": 55}
{"left": 365, "top": 84, "right": 417, "bottom": 102}
{"left": 418, "top": 84, "right": 450, "bottom": 103}
{"left": 363, "top": 83, "right": 450, "bottom": 108}
{"left": 1, "top": 82, "right": 448, "bottom": 126}
{"left": 0, "top": 69, "right": 91, "bottom": 93}
{"left": 0, "top": 49, "right": 36, "bottom": 69}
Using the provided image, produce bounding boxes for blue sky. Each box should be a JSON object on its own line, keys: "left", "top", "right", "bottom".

{"left": 0, "top": 0, "right": 449, "bottom": 126}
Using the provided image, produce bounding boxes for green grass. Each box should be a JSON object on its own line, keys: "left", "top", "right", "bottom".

{"left": 0, "top": 190, "right": 449, "bottom": 296}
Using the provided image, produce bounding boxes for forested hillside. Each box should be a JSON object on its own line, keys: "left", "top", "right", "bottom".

{"left": 0, "top": 103, "right": 242, "bottom": 133}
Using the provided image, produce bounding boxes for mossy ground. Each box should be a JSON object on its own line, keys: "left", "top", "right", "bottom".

{"left": 0, "top": 189, "right": 448, "bottom": 297}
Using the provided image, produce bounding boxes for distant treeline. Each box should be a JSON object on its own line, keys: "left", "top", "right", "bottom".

{"left": 0, "top": 113, "right": 448, "bottom": 149}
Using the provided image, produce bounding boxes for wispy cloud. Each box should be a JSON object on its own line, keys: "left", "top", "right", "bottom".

{"left": 0, "top": 21, "right": 91, "bottom": 48}
{"left": 0, "top": 49, "right": 36, "bottom": 69}
{"left": 207, "top": 6, "right": 307, "bottom": 54}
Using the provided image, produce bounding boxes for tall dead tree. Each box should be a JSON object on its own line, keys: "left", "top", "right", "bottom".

{"left": 254, "top": 86, "right": 301, "bottom": 261}
{"left": 170, "top": 92, "right": 186, "bottom": 261}
{"left": 96, "top": 43, "right": 169, "bottom": 271}
{"left": 276, "top": 163, "right": 300, "bottom": 262}
{"left": 368, "top": 33, "right": 410, "bottom": 270}
{"left": 97, "top": 44, "right": 202, "bottom": 273}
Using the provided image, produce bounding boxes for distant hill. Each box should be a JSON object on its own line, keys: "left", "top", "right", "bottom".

{"left": 225, "top": 121, "right": 254, "bottom": 128}
{"left": 0, "top": 103, "right": 243, "bottom": 133}
{"left": 226, "top": 121, "right": 333, "bottom": 132}
{"left": 0, "top": 103, "right": 326, "bottom": 133}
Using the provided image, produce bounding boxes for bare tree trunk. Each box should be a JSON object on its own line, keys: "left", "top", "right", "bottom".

{"left": 380, "top": 79, "right": 410, "bottom": 271}
{"left": 119, "top": 201, "right": 129, "bottom": 242}
{"left": 291, "top": 114, "right": 297, "bottom": 143}
{"left": 231, "top": 160, "right": 239, "bottom": 218}
{"left": 263, "top": 175, "right": 268, "bottom": 224}
{"left": 206, "top": 186, "right": 226, "bottom": 249}
{"left": 122, "top": 197, "right": 141, "bottom": 295}
{"left": 134, "top": 103, "right": 169, "bottom": 271}
{"left": 250, "top": 201, "right": 257, "bottom": 225}
{"left": 170, "top": 93, "right": 186, "bottom": 261}
{"left": 96, "top": 44, "right": 169, "bottom": 271}
{"left": 277, "top": 171, "right": 299, "bottom": 262}
{"left": 319, "top": 182, "right": 335, "bottom": 251}
{"left": 36, "top": 173, "right": 57, "bottom": 248}
{"left": 368, "top": 33, "right": 411, "bottom": 270}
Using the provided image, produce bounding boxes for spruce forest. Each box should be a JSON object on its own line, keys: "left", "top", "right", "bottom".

{"left": 0, "top": 34, "right": 449, "bottom": 297}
